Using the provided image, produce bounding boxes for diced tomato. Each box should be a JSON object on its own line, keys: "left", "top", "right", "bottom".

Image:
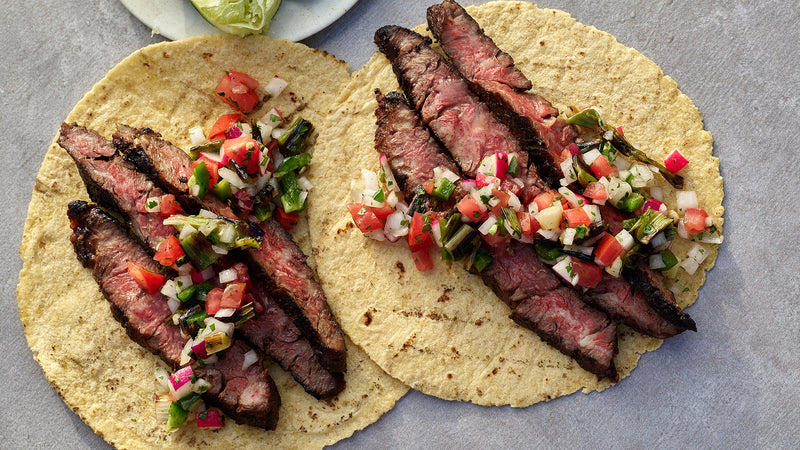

{"left": 347, "top": 203, "right": 383, "bottom": 233}
{"left": 407, "top": 212, "right": 433, "bottom": 252}
{"left": 533, "top": 192, "right": 555, "bottom": 211}
{"left": 583, "top": 182, "right": 608, "bottom": 203}
{"left": 215, "top": 71, "right": 259, "bottom": 113}
{"left": 594, "top": 233, "right": 626, "bottom": 267}
{"left": 208, "top": 113, "right": 243, "bottom": 140}
{"left": 457, "top": 196, "right": 488, "bottom": 223}
{"left": 500, "top": 178, "right": 522, "bottom": 196}
{"left": 572, "top": 261, "right": 603, "bottom": 288}
{"left": 517, "top": 211, "right": 540, "bottom": 239}
{"left": 664, "top": 149, "right": 689, "bottom": 174}
{"left": 476, "top": 172, "right": 500, "bottom": 188}
{"left": 371, "top": 203, "right": 395, "bottom": 222}
{"left": 422, "top": 180, "right": 434, "bottom": 194}
{"left": 194, "top": 157, "right": 220, "bottom": 189}
{"left": 205, "top": 288, "right": 224, "bottom": 315}
{"left": 591, "top": 155, "right": 615, "bottom": 179}
{"left": 412, "top": 248, "right": 434, "bottom": 271}
{"left": 491, "top": 189, "right": 510, "bottom": 210}
{"left": 153, "top": 235, "right": 185, "bottom": 267}
{"left": 126, "top": 262, "right": 166, "bottom": 295}
{"left": 196, "top": 409, "right": 224, "bottom": 429}
{"left": 684, "top": 207, "right": 709, "bottom": 234}
{"left": 231, "top": 262, "right": 252, "bottom": 290}
{"left": 159, "top": 194, "right": 182, "bottom": 217}
{"left": 563, "top": 207, "right": 592, "bottom": 228}
{"left": 222, "top": 135, "right": 261, "bottom": 175}
{"left": 220, "top": 282, "right": 246, "bottom": 309}
{"left": 277, "top": 207, "right": 300, "bottom": 230}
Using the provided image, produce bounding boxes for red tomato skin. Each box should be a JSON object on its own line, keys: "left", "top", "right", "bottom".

{"left": 457, "top": 196, "right": 488, "bottom": 223}
{"left": 422, "top": 180, "right": 434, "bottom": 194}
{"left": 347, "top": 203, "right": 383, "bottom": 233}
{"left": 534, "top": 192, "right": 555, "bottom": 211}
{"left": 222, "top": 136, "right": 261, "bottom": 174}
{"left": 127, "top": 262, "right": 166, "bottom": 295}
{"left": 572, "top": 261, "right": 603, "bottom": 288}
{"left": 228, "top": 71, "right": 259, "bottom": 90}
{"left": 154, "top": 235, "right": 185, "bottom": 267}
{"left": 220, "top": 282, "right": 246, "bottom": 309}
{"left": 216, "top": 72, "right": 259, "bottom": 113}
{"left": 407, "top": 212, "right": 433, "bottom": 252}
{"left": 205, "top": 288, "right": 224, "bottom": 315}
{"left": 412, "top": 248, "right": 434, "bottom": 271}
{"left": 482, "top": 232, "right": 510, "bottom": 247}
{"left": 208, "top": 113, "right": 243, "bottom": 140}
{"left": 591, "top": 155, "right": 615, "bottom": 179}
{"left": 594, "top": 233, "right": 625, "bottom": 267}
{"left": 517, "top": 211, "right": 540, "bottom": 239}
{"left": 371, "top": 203, "right": 395, "bottom": 222}
{"left": 563, "top": 208, "right": 592, "bottom": 228}
{"left": 277, "top": 207, "right": 300, "bottom": 231}
{"left": 158, "top": 195, "right": 182, "bottom": 217}
{"left": 584, "top": 182, "right": 607, "bottom": 202}
{"left": 684, "top": 208, "right": 709, "bottom": 234}
{"left": 499, "top": 178, "right": 522, "bottom": 196}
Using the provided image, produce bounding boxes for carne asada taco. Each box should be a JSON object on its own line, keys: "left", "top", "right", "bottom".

{"left": 307, "top": 1, "right": 723, "bottom": 406}
{"left": 18, "top": 34, "right": 407, "bottom": 448}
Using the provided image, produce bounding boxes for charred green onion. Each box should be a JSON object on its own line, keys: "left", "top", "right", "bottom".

{"left": 278, "top": 117, "right": 312, "bottom": 155}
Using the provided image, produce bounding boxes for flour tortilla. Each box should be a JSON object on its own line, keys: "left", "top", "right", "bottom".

{"left": 17, "top": 35, "right": 407, "bottom": 448}
{"left": 307, "top": 1, "right": 723, "bottom": 407}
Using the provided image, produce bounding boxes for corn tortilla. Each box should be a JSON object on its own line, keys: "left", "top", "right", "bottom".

{"left": 307, "top": 1, "right": 723, "bottom": 407}
{"left": 18, "top": 34, "right": 408, "bottom": 448}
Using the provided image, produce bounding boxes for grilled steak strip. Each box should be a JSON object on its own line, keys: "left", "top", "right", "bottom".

{"left": 113, "top": 124, "right": 347, "bottom": 373}
{"left": 373, "top": 92, "right": 618, "bottom": 379}
{"left": 67, "top": 200, "right": 280, "bottom": 429}
{"left": 427, "top": 0, "right": 576, "bottom": 189}
{"left": 600, "top": 204, "right": 696, "bottom": 332}
{"left": 485, "top": 242, "right": 618, "bottom": 380}
{"left": 374, "top": 25, "right": 547, "bottom": 203}
{"left": 375, "top": 90, "right": 462, "bottom": 196}
{"left": 59, "top": 123, "right": 344, "bottom": 397}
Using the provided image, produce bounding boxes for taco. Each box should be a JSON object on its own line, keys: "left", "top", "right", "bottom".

{"left": 307, "top": 1, "right": 723, "bottom": 407}
{"left": 17, "top": 34, "right": 407, "bottom": 448}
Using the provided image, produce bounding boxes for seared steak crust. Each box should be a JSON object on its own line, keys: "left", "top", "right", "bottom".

{"left": 427, "top": 0, "right": 576, "bottom": 189}
{"left": 374, "top": 26, "right": 547, "bottom": 203}
{"left": 623, "top": 266, "right": 697, "bottom": 332}
{"left": 60, "top": 123, "right": 344, "bottom": 397}
{"left": 67, "top": 201, "right": 280, "bottom": 428}
{"left": 113, "top": 124, "right": 346, "bottom": 373}
{"left": 375, "top": 90, "right": 462, "bottom": 196}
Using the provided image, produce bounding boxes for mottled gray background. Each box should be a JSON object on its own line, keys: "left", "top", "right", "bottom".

{"left": 2, "top": 0, "right": 798, "bottom": 448}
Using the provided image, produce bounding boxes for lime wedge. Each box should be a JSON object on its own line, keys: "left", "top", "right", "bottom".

{"left": 189, "top": 0, "right": 281, "bottom": 37}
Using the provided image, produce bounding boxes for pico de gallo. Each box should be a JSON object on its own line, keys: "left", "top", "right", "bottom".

{"left": 348, "top": 106, "right": 722, "bottom": 289}
{"left": 124, "top": 69, "right": 315, "bottom": 432}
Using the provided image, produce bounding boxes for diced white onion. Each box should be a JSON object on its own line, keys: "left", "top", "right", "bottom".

{"left": 262, "top": 108, "right": 282, "bottom": 127}
{"left": 218, "top": 268, "right": 238, "bottom": 284}
{"left": 615, "top": 229, "right": 635, "bottom": 251}
{"left": 211, "top": 245, "right": 228, "bottom": 255}
{"left": 560, "top": 157, "right": 577, "bottom": 184}
{"left": 649, "top": 253, "right": 667, "bottom": 270}
{"left": 219, "top": 224, "right": 236, "bottom": 244}
{"left": 650, "top": 232, "right": 669, "bottom": 250}
{"left": 214, "top": 308, "right": 236, "bottom": 319}
{"left": 298, "top": 191, "right": 308, "bottom": 207}
{"left": 561, "top": 227, "right": 576, "bottom": 246}
{"left": 198, "top": 220, "right": 217, "bottom": 236}
{"left": 362, "top": 169, "right": 380, "bottom": 191}
{"left": 175, "top": 275, "right": 193, "bottom": 292}
{"left": 680, "top": 243, "right": 709, "bottom": 275}
{"left": 188, "top": 126, "right": 206, "bottom": 146}
{"left": 271, "top": 127, "right": 287, "bottom": 140}
{"left": 604, "top": 176, "right": 632, "bottom": 207}
{"left": 676, "top": 190, "right": 698, "bottom": 213}
{"left": 478, "top": 215, "right": 497, "bottom": 235}
{"left": 537, "top": 229, "right": 560, "bottom": 241}
{"left": 297, "top": 176, "right": 313, "bottom": 191}
{"left": 366, "top": 229, "right": 386, "bottom": 241}
{"left": 161, "top": 280, "right": 179, "bottom": 301}
{"left": 582, "top": 149, "right": 602, "bottom": 165}
{"left": 535, "top": 204, "right": 563, "bottom": 231}
{"left": 583, "top": 204, "right": 603, "bottom": 225}
{"left": 145, "top": 197, "right": 161, "bottom": 213}
{"left": 242, "top": 350, "right": 259, "bottom": 370}
{"left": 179, "top": 339, "right": 195, "bottom": 366}
{"left": 614, "top": 156, "right": 631, "bottom": 171}
{"left": 384, "top": 211, "right": 409, "bottom": 238}
{"left": 628, "top": 163, "right": 654, "bottom": 188}
{"left": 264, "top": 75, "right": 289, "bottom": 98}
{"left": 434, "top": 167, "right": 461, "bottom": 183}
{"left": 204, "top": 318, "right": 235, "bottom": 337}
{"left": 198, "top": 209, "right": 216, "bottom": 219}
{"left": 605, "top": 256, "right": 623, "bottom": 277}
{"left": 431, "top": 220, "right": 443, "bottom": 247}
{"left": 218, "top": 167, "right": 246, "bottom": 189}
{"left": 507, "top": 191, "right": 522, "bottom": 211}
{"left": 552, "top": 257, "right": 578, "bottom": 286}
{"left": 558, "top": 187, "right": 584, "bottom": 208}
{"left": 649, "top": 186, "right": 663, "bottom": 202}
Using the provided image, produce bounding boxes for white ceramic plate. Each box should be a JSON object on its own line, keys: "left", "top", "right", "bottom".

{"left": 120, "top": 0, "right": 359, "bottom": 41}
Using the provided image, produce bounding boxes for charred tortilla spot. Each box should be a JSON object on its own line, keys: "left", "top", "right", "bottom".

{"left": 395, "top": 261, "right": 405, "bottom": 274}
{"left": 447, "top": 373, "right": 453, "bottom": 379}
{"left": 363, "top": 311, "right": 373, "bottom": 326}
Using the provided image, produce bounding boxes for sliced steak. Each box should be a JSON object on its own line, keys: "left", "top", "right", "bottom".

{"left": 427, "top": 0, "right": 576, "bottom": 189}
{"left": 113, "top": 124, "right": 347, "bottom": 373}
{"left": 60, "top": 123, "right": 343, "bottom": 397}
{"left": 374, "top": 25, "right": 547, "bottom": 203}
{"left": 485, "top": 242, "right": 618, "bottom": 380}
{"left": 599, "top": 203, "right": 696, "bottom": 332}
{"left": 589, "top": 274, "right": 684, "bottom": 338}
{"left": 375, "top": 90, "right": 462, "bottom": 196}
{"left": 67, "top": 200, "right": 280, "bottom": 429}
{"left": 372, "top": 93, "right": 618, "bottom": 379}
{"left": 58, "top": 123, "right": 175, "bottom": 250}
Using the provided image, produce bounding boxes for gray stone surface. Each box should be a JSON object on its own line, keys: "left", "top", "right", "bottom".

{"left": 2, "top": 0, "right": 798, "bottom": 448}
